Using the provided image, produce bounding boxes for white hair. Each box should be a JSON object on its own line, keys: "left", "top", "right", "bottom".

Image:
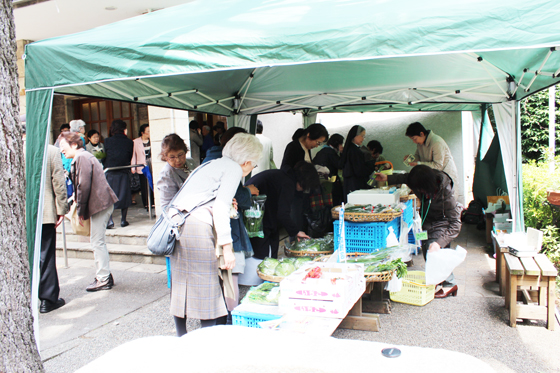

{"left": 222, "top": 133, "right": 262, "bottom": 165}
{"left": 69, "top": 119, "right": 86, "bottom": 132}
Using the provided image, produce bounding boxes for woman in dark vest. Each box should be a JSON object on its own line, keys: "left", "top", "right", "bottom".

{"left": 104, "top": 119, "right": 134, "bottom": 228}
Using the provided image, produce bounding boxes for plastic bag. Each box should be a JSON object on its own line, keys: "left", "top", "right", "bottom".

{"left": 244, "top": 195, "right": 266, "bottom": 238}
{"left": 425, "top": 245, "right": 467, "bottom": 285}
{"left": 385, "top": 276, "right": 402, "bottom": 292}
{"left": 386, "top": 226, "right": 399, "bottom": 247}
{"left": 241, "top": 282, "right": 280, "bottom": 306}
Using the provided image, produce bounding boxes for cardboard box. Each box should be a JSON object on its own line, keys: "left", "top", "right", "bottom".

{"left": 279, "top": 263, "right": 365, "bottom": 318}
{"left": 347, "top": 189, "right": 399, "bottom": 206}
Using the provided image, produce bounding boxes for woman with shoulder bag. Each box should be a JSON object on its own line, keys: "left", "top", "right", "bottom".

{"left": 168, "top": 133, "right": 263, "bottom": 336}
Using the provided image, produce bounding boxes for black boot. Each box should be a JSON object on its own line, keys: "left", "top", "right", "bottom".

{"left": 106, "top": 216, "right": 114, "bottom": 229}
{"left": 121, "top": 208, "right": 129, "bottom": 227}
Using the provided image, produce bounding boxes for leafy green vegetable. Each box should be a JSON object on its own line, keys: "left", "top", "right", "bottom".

{"left": 257, "top": 257, "right": 279, "bottom": 275}
{"left": 294, "top": 257, "right": 313, "bottom": 269}
{"left": 242, "top": 282, "right": 280, "bottom": 306}
{"left": 365, "top": 258, "right": 408, "bottom": 278}
{"left": 245, "top": 195, "right": 267, "bottom": 238}
{"left": 274, "top": 262, "right": 296, "bottom": 276}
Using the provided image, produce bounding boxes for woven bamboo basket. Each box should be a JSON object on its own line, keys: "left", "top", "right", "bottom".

{"left": 331, "top": 205, "right": 402, "bottom": 222}
{"left": 400, "top": 194, "right": 417, "bottom": 202}
{"left": 256, "top": 269, "right": 285, "bottom": 283}
{"left": 284, "top": 245, "right": 334, "bottom": 258}
{"left": 313, "top": 253, "right": 395, "bottom": 283}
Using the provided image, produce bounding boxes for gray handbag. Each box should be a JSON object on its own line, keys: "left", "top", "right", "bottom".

{"left": 147, "top": 162, "right": 212, "bottom": 256}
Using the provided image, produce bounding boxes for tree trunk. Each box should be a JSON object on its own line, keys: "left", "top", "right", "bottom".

{"left": 0, "top": 1, "right": 45, "bottom": 372}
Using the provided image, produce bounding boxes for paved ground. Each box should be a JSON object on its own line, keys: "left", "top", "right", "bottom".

{"left": 40, "top": 224, "right": 560, "bottom": 373}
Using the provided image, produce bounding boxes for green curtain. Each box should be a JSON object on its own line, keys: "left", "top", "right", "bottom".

{"left": 26, "top": 89, "right": 53, "bottom": 273}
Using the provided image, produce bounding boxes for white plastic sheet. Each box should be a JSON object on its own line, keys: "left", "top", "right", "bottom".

{"left": 425, "top": 246, "right": 467, "bottom": 285}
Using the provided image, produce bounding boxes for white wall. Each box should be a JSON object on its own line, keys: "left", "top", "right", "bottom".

{"left": 256, "top": 111, "right": 471, "bottom": 205}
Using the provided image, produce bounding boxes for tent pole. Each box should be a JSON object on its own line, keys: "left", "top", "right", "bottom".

{"left": 549, "top": 85, "right": 556, "bottom": 173}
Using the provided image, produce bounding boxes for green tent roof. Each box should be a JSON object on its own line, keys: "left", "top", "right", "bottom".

{"left": 25, "top": 0, "right": 560, "bottom": 116}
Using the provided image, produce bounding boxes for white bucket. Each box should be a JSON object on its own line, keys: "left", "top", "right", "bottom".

{"left": 238, "top": 257, "right": 265, "bottom": 286}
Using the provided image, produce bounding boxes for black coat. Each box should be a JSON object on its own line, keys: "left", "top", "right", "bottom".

{"left": 389, "top": 171, "right": 462, "bottom": 248}
{"left": 342, "top": 144, "right": 374, "bottom": 197}
{"left": 281, "top": 140, "right": 311, "bottom": 171}
{"left": 104, "top": 134, "right": 134, "bottom": 172}
{"left": 245, "top": 169, "right": 299, "bottom": 237}
{"left": 313, "top": 146, "right": 342, "bottom": 177}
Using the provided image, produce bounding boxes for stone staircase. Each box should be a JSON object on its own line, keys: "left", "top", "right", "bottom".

{"left": 55, "top": 205, "right": 164, "bottom": 265}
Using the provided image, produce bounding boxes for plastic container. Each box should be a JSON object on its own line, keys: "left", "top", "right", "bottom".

{"left": 334, "top": 217, "right": 400, "bottom": 253}
{"left": 389, "top": 271, "right": 435, "bottom": 306}
{"left": 231, "top": 309, "right": 283, "bottom": 328}
{"left": 403, "top": 199, "right": 414, "bottom": 228}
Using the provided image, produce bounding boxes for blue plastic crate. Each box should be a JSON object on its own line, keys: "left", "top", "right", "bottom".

{"left": 334, "top": 217, "right": 400, "bottom": 253}
{"left": 232, "top": 309, "right": 283, "bottom": 328}
{"left": 403, "top": 199, "right": 414, "bottom": 228}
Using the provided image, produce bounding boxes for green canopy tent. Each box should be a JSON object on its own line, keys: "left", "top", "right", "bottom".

{"left": 24, "top": 0, "right": 560, "bottom": 277}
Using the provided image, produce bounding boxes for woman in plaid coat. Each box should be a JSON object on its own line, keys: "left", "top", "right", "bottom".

{"left": 167, "top": 134, "right": 263, "bottom": 336}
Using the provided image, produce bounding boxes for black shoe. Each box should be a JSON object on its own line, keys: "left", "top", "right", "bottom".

{"left": 107, "top": 221, "right": 114, "bottom": 229}
{"left": 40, "top": 298, "right": 65, "bottom": 313}
{"left": 86, "top": 275, "right": 113, "bottom": 292}
{"left": 120, "top": 221, "right": 129, "bottom": 227}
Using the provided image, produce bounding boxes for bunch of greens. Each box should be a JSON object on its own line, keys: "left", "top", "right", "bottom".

{"left": 241, "top": 282, "right": 280, "bottom": 306}
{"left": 274, "top": 261, "right": 296, "bottom": 276}
{"left": 290, "top": 235, "right": 334, "bottom": 253}
{"left": 244, "top": 195, "right": 267, "bottom": 238}
{"left": 365, "top": 258, "right": 407, "bottom": 278}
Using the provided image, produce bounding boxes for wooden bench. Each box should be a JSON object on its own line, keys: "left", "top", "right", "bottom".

{"left": 492, "top": 232, "right": 509, "bottom": 296}
{"left": 504, "top": 253, "right": 558, "bottom": 330}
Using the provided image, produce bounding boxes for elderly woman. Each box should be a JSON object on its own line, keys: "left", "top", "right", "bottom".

{"left": 156, "top": 134, "right": 197, "bottom": 209}
{"left": 104, "top": 120, "right": 134, "bottom": 228}
{"left": 59, "top": 132, "right": 118, "bottom": 292}
{"left": 376, "top": 165, "right": 462, "bottom": 298}
{"left": 169, "top": 133, "right": 263, "bottom": 336}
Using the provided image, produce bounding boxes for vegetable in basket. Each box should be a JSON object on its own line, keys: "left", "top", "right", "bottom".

{"left": 365, "top": 258, "right": 408, "bottom": 278}
{"left": 294, "top": 257, "right": 313, "bottom": 269}
{"left": 257, "top": 257, "right": 280, "bottom": 276}
{"left": 274, "top": 261, "right": 296, "bottom": 276}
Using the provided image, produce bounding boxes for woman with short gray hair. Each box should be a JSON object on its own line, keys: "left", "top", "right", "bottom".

{"left": 169, "top": 133, "right": 262, "bottom": 336}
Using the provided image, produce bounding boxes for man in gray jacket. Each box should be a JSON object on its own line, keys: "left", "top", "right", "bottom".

{"left": 404, "top": 122, "right": 458, "bottom": 188}
{"left": 39, "top": 145, "right": 69, "bottom": 313}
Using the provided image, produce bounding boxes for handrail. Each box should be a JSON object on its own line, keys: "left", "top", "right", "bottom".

{"left": 103, "top": 164, "right": 145, "bottom": 173}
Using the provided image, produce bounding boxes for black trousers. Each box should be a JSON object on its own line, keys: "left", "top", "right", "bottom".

{"left": 250, "top": 230, "right": 280, "bottom": 260}
{"left": 138, "top": 173, "right": 154, "bottom": 208}
{"left": 39, "top": 224, "right": 60, "bottom": 303}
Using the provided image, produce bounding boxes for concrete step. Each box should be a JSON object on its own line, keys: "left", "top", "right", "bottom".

{"left": 56, "top": 240, "right": 165, "bottom": 266}
{"left": 57, "top": 230, "right": 148, "bottom": 246}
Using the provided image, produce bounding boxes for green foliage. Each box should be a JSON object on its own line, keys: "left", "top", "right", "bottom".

{"left": 522, "top": 159, "right": 560, "bottom": 265}
{"left": 520, "top": 86, "right": 560, "bottom": 162}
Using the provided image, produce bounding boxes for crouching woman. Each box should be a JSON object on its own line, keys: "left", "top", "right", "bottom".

{"left": 376, "top": 165, "right": 462, "bottom": 298}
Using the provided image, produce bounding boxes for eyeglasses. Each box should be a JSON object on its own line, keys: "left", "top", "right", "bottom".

{"left": 167, "top": 152, "right": 186, "bottom": 160}
{"left": 251, "top": 162, "right": 258, "bottom": 169}
{"left": 316, "top": 140, "right": 324, "bottom": 146}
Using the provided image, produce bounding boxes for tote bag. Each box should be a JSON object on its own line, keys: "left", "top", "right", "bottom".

{"left": 68, "top": 202, "right": 90, "bottom": 236}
